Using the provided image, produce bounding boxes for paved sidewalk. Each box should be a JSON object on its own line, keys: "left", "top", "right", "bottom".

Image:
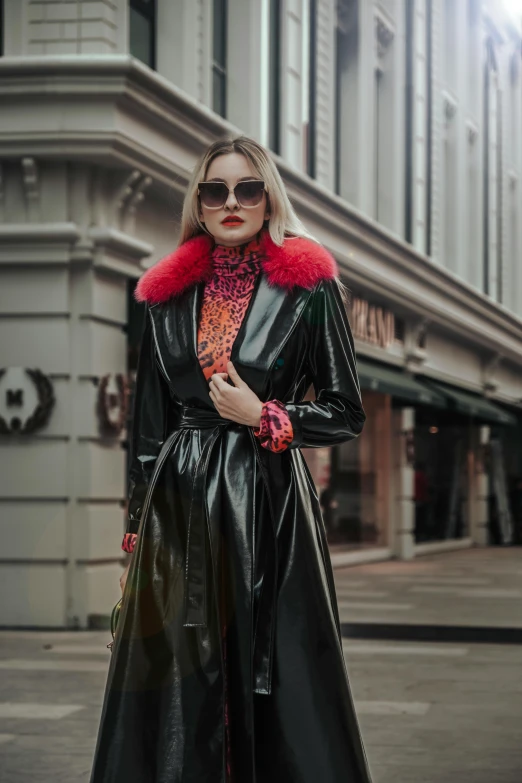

{"left": 336, "top": 547, "right": 522, "bottom": 783}
{"left": 334, "top": 546, "right": 522, "bottom": 629}
{"left": 0, "top": 547, "right": 520, "bottom": 782}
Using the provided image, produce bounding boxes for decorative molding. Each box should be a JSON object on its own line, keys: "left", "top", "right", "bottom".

{"left": 110, "top": 169, "right": 154, "bottom": 232}
{"left": 374, "top": 9, "right": 395, "bottom": 63}
{"left": 122, "top": 174, "right": 153, "bottom": 232}
{"left": 442, "top": 90, "right": 458, "bottom": 122}
{"left": 483, "top": 11, "right": 506, "bottom": 47}
{"left": 336, "top": 0, "right": 357, "bottom": 36}
{"left": 96, "top": 373, "right": 130, "bottom": 437}
{"left": 21, "top": 157, "right": 40, "bottom": 221}
{"left": 466, "top": 119, "right": 479, "bottom": 145}
{"left": 115, "top": 170, "right": 141, "bottom": 213}
{"left": 482, "top": 352, "right": 502, "bottom": 394}
{"left": 404, "top": 318, "right": 429, "bottom": 370}
{"left": 0, "top": 222, "right": 80, "bottom": 243}
{"left": 0, "top": 223, "right": 81, "bottom": 265}
{"left": 87, "top": 226, "right": 153, "bottom": 261}
{"left": 0, "top": 57, "right": 521, "bottom": 366}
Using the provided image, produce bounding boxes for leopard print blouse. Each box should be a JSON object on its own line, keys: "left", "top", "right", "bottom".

{"left": 197, "top": 233, "right": 293, "bottom": 452}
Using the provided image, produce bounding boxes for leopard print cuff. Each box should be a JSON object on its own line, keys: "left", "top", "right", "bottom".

{"left": 121, "top": 533, "right": 137, "bottom": 554}
{"left": 253, "top": 400, "right": 294, "bottom": 453}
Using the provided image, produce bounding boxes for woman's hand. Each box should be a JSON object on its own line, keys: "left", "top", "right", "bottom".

{"left": 120, "top": 563, "right": 130, "bottom": 595}
{"left": 208, "top": 361, "right": 263, "bottom": 427}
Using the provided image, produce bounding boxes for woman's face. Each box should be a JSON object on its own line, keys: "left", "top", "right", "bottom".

{"left": 198, "top": 152, "right": 270, "bottom": 247}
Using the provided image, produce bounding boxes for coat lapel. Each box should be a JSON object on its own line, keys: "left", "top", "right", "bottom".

{"left": 149, "top": 288, "right": 208, "bottom": 404}
{"left": 229, "top": 273, "right": 313, "bottom": 392}
{"left": 150, "top": 273, "right": 313, "bottom": 404}
{"left": 142, "top": 230, "right": 337, "bottom": 404}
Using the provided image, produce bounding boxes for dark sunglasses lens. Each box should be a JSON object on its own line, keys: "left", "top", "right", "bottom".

{"left": 236, "top": 181, "right": 264, "bottom": 206}
{"left": 199, "top": 183, "right": 228, "bottom": 207}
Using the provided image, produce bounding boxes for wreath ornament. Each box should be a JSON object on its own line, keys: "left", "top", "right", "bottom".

{"left": 0, "top": 368, "right": 56, "bottom": 435}
{"left": 96, "top": 373, "right": 130, "bottom": 437}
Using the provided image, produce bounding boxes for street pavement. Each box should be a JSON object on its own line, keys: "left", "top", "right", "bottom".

{"left": 0, "top": 547, "right": 520, "bottom": 782}
{"left": 336, "top": 547, "right": 522, "bottom": 783}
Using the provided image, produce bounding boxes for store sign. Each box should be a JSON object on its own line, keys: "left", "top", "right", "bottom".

{"left": 350, "top": 297, "right": 395, "bottom": 348}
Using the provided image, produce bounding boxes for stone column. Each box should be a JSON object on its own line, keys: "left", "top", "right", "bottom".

{"left": 429, "top": 0, "right": 443, "bottom": 262}
{"left": 156, "top": 0, "right": 212, "bottom": 108}
{"left": 390, "top": 406, "right": 415, "bottom": 560}
{"left": 356, "top": 0, "right": 376, "bottom": 215}
{"left": 3, "top": 0, "right": 129, "bottom": 57}
{"left": 0, "top": 160, "right": 153, "bottom": 627}
{"left": 470, "top": 425, "right": 490, "bottom": 546}
{"left": 225, "top": 0, "right": 268, "bottom": 142}
{"left": 314, "top": 0, "right": 336, "bottom": 190}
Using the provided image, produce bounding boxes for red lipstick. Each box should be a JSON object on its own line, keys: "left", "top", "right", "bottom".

{"left": 222, "top": 216, "right": 244, "bottom": 225}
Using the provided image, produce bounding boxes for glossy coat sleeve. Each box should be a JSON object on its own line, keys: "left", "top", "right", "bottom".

{"left": 124, "top": 308, "right": 170, "bottom": 548}
{"left": 284, "top": 279, "right": 366, "bottom": 449}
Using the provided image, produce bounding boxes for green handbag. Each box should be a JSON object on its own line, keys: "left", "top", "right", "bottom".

{"left": 107, "top": 597, "right": 123, "bottom": 651}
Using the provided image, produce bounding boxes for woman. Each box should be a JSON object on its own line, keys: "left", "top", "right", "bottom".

{"left": 90, "top": 136, "right": 371, "bottom": 783}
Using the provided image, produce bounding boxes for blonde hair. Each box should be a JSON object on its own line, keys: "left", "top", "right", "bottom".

{"left": 178, "top": 135, "right": 349, "bottom": 305}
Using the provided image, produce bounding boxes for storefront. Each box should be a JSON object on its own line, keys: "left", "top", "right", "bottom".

{"left": 322, "top": 390, "right": 392, "bottom": 551}
{"left": 310, "top": 288, "right": 520, "bottom": 563}
{"left": 412, "top": 382, "right": 516, "bottom": 546}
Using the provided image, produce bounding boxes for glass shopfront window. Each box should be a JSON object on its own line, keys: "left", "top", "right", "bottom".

{"left": 324, "top": 391, "right": 391, "bottom": 550}
{"left": 414, "top": 410, "right": 472, "bottom": 543}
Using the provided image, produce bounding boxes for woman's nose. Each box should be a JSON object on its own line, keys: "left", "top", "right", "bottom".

{"left": 225, "top": 188, "right": 239, "bottom": 209}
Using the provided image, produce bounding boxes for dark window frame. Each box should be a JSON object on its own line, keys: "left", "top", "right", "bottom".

{"left": 483, "top": 53, "right": 490, "bottom": 296}
{"left": 426, "top": 0, "right": 433, "bottom": 257}
{"left": 334, "top": 18, "right": 342, "bottom": 195}
{"left": 269, "top": 0, "right": 282, "bottom": 154}
{"left": 483, "top": 38, "right": 499, "bottom": 299}
{"left": 0, "top": 0, "right": 4, "bottom": 57}
{"left": 404, "top": 0, "right": 414, "bottom": 244}
{"left": 212, "top": 0, "right": 228, "bottom": 118}
{"left": 306, "top": 0, "right": 317, "bottom": 178}
{"left": 406, "top": 0, "right": 431, "bottom": 254}
{"left": 129, "top": 0, "right": 157, "bottom": 70}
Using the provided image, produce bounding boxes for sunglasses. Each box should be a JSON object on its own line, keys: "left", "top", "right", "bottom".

{"left": 198, "top": 179, "right": 267, "bottom": 209}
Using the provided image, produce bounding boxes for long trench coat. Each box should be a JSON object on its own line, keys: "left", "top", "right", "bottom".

{"left": 90, "top": 231, "right": 372, "bottom": 783}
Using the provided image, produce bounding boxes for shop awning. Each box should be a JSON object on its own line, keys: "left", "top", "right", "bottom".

{"left": 422, "top": 380, "right": 518, "bottom": 426}
{"left": 356, "top": 360, "right": 447, "bottom": 408}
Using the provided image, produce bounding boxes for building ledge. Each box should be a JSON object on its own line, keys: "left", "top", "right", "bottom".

{"left": 1, "top": 55, "right": 522, "bottom": 364}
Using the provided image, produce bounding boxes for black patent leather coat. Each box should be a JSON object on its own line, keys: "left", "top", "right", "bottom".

{"left": 90, "top": 234, "right": 372, "bottom": 783}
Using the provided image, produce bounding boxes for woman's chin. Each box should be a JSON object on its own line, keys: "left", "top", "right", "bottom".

{"left": 210, "top": 224, "right": 261, "bottom": 247}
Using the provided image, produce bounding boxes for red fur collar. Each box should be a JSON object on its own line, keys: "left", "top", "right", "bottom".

{"left": 135, "top": 231, "right": 338, "bottom": 304}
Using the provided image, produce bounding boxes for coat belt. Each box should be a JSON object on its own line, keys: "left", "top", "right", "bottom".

{"left": 140, "top": 404, "right": 278, "bottom": 696}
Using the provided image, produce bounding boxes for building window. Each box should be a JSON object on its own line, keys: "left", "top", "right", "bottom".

{"left": 129, "top": 0, "right": 156, "bottom": 69}
{"left": 335, "top": 0, "right": 359, "bottom": 200}
{"left": 330, "top": 392, "right": 392, "bottom": 549}
{"left": 405, "top": 0, "right": 430, "bottom": 253}
{"left": 465, "top": 0, "right": 480, "bottom": 289}
{"left": 305, "top": 0, "right": 317, "bottom": 178}
{"left": 443, "top": 0, "right": 457, "bottom": 88}
{"left": 268, "top": 0, "right": 282, "bottom": 154}
{"left": 374, "top": 12, "right": 395, "bottom": 225}
{"left": 483, "top": 38, "right": 501, "bottom": 301}
{"left": 212, "top": 0, "right": 228, "bottom": 118}
{"left": 508, "top": 53, "right": 521, "bottom": 315}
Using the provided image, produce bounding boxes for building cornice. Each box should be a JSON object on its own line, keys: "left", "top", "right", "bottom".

{"left": 1, "top": 56, "right": 522, "bottom": 364}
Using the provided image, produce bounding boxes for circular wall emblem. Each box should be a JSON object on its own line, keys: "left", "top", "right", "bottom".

{"left": 0, "top": 367, "right": 56, "bottom": 435}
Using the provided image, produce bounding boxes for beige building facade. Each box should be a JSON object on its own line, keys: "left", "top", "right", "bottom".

{"left": 1, "top": 0, "right": 522, "bottom": 627}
